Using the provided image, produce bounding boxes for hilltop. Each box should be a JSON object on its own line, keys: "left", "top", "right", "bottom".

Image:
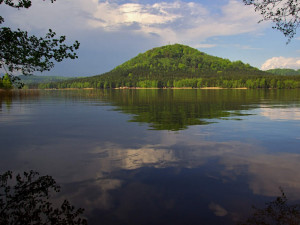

{"left": 109, "top": 43, "right": 263, "bottom": 78}
{"left": 89, "top": 44, "right": 265, "bottom": 85}
{"left": 37, "top": 44, "right": 300, "bottom": 89}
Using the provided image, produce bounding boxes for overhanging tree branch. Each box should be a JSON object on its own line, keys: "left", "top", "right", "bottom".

{"left": 0, "top": 0, "right": 80, "bottom": 88}
{"left": 0, "top": 0, "right": 56, "bottom": 9}
{"left": 244, "top": 0, "right": 300, "bottom": 42}
{"left": 0, "top": 27, "right": 80, "bottom": 74}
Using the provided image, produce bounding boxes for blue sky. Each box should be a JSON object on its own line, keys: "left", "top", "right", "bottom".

{"left": 1, "top": 0, "right": 300, "bottom": 77}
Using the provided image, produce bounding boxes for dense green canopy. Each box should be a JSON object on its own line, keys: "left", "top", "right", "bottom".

{"left": 108, "top": 43, "right": 262, "bottom": 79}
{"left": 34, "top": 44, "right": 300, "bottom": 89}
{"left": 40, "top": 44, "right": 281, "bottom": 89}
{"left": 267, "top": 68, "right": 300, "bottom": 76}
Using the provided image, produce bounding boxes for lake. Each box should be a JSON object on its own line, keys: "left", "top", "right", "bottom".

{"left": 1, "top": 89, "right": 300, "bottom": 224}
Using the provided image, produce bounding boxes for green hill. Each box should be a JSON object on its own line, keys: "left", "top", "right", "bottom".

{"left": 266, "top": 68, "right": 300, "bottom": 76}
{"left": 110, "top": 43, "right": 262, "bottom": 78}
{"left": 88, "top": 44, "right": 264, "bottom": 85}
{"left": 38, "top": 44, "right": 300, "bottom": 89}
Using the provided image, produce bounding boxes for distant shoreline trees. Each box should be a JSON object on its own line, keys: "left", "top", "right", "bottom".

{"left": 34, "top": 75, "right": 300, "bottom": 89}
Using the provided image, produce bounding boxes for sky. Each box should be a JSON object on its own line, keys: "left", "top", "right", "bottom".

{"left": 1, "top": 0, "right": 300, "bottom": 77}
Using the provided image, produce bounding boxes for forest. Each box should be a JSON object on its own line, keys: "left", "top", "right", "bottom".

{"left": 266, "top": 68, "right": 300, "bottom": 76}
{"left": 23, "top": 44, "right": 300, "bottom": 89}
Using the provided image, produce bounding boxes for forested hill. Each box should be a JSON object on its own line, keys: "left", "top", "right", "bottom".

{"left": 110, "top": 43, "right": 263, "bottom": 77}
{"left": 97, "top": 44, "right": 265, "bottom": 82}
{"left": 38, "top": 44, "right": 300, "bottom": 89}
{"left": 266, "top": 68, "right": 300, "bottom": 76}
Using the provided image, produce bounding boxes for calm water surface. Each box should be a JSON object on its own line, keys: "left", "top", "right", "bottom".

{"left": 1, "top": 89, "right": 300, "bottom": 224}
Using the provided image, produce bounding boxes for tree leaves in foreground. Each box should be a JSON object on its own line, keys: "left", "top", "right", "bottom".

{"left": 0, "top": 0, "right": 80, "bottom": 87}
{"left": 0, "top": 170, "right": 87, "bottom": 225}
{"left": 244, "top": 0, "right": 300, "bottom": 42}
{"left": 241, "top": 189, "right": 300, "bottom": 225}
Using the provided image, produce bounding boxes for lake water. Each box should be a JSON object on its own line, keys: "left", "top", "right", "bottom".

{"left": 1, "top": 89, "right": 300, "bottom": 224}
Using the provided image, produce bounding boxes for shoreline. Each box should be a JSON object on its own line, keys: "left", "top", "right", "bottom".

{"left": 3, "top": 87, "right": 300, "bottom": 91}
{"left": 38, "top": 87, "right": 249, "bottom": 90}
{"left": 115, "top": 87, "right": 248, "bottom": 90}
{"left": 2, "top": 87, "right": 249, "bottom": 91}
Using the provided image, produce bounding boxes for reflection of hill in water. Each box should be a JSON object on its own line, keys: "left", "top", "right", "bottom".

{"left": 2, "top": 89, "right": 300, "bottom": 130}
{"left": 105, "top": 89, "right": 300, "bottom": 130}
{"left": 105, "top": 89, "right": 271, "bottom": 130}
{"left": 2, "top": 89, "right": 300, "bottom": 225}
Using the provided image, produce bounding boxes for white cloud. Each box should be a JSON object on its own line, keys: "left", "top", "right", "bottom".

{"left": 261, "top": 56, "right": 300, "bottom": 70}
{"left": 88, "top": 2, "right": 182, "bottom": 30}
{"left": 0, "top": 0, "right": 266, "bottom": 44}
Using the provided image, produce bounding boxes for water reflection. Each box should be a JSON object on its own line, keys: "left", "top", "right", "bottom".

{"left": 104, "top": 89, "right": 300, "bottom": 130}
{"left": 107, "top": 89, "right": 255, "bottom": 130}
{"left": 0, "top": 90, "right": 40, "bottom": 123}
{"left": 261, "top": 107, "right": 300, "bottom": 120}
{"left": 88, "top": 138, "right": 300, "bottom": 198}
{"left": 1, "top": 89, "right": 300, "bottom": 225}
{"left": 54, "top": 138, "right": 300, "bottom": 224}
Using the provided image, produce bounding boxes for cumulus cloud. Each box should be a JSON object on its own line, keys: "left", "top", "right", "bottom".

{"left": 89, "top": 0, "right": 265, "bottom": 43}
{"left": 261, "top": 56, "right": 300, "bottom": 70}
{"left": 0, "top": 0, "right": 269, "bottom": 75}
{"left": 0, "top": 0, "right": 265, "bottom": 44}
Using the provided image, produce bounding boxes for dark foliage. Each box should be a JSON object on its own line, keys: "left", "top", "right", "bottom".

{"left": 244, "top": 0, "right": 300, "bottom": 42}
{"left": 0, "top": 170, "right": 87, "bottom": 225}
{"left": 241, "top": 189, "right": 300, "bottom": 225}
{"left": 0, "top": 0, "right": 80, "bottom": 87}
{"left": 267, "top": 68, "right": 300, "bottom": 76}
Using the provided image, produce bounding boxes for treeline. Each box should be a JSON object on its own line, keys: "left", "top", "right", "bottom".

{"left": 37, "top": 75, "right": 300, "bottom": 89}
{"left": 267, "top": 68, "right": 300, "bottom": 76}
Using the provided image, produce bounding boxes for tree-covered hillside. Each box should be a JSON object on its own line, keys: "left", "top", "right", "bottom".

{"left": 38, "top": 44, "right": 300, "bottom": 89}
{"left": 266, "top": 68, "right": 300, "bottom": 76}
{"left": 110, "top": 43, "right": 262, "bottom": 78}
